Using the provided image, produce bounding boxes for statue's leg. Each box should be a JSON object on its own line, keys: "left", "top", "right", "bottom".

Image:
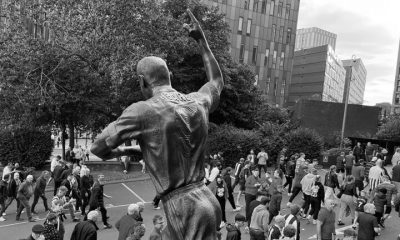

{"left": 161, "top": 183, "right": 222, "bottom": 240}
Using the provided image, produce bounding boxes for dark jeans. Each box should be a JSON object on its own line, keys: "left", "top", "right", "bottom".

{"left": 302, "top": 194, "right": 312, "bottom": 214}
{"left": 309, "top": 197, "right": 321, "bottom": 220}
{"left": 31, "top": 192, "right": 49, "bottom": 212}
{"left": 227, "top": 191, "right": 236, "bottom": 209}
{"left": 0, "top": 200, "right": 5, "bottom": 216}
{"left": 16, "top": 196, "right": 32, "bottom": 220}
{"left": 249, "top": 228, "right": 265, "bottom": 240}
{"left": 245, "top": 193, "right": 257, "bottom": 226}
{"left": 232, "top": 176, "right": 240, "bottom": 190}
{"left": 375, "top": 211, "right": 383, "bottom": 223}
{"left": 54, "top": 180, "right": 62, "bottom": 196}
{"left": 216, "top": 196, "right": 226, "bottom": 222}
{"left": 81, "top": 191, "right": 90, "bottom": 215}
{"left": 284, "top": 176, "right": 293, "bottom": 193}
{"left": 4, "top": 196, "right": 20, "bottom": 211}
{"left": 258, "top": 164, "right": 267, "bottom": 176}
{"left": 153, "top": 195, "right": 161, "bottom": 207}
{"left": 345, "top": 166, "right": 352, "bottom": 176}
{"left": 89, "top": 205, "right": 108, "bottom": 225}
{"left": 289, "top": 185, "right": 302, "bottom": 203}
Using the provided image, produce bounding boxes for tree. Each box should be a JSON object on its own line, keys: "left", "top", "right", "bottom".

{"left": 377, "top": 116, "right": 400, "bottom": 142}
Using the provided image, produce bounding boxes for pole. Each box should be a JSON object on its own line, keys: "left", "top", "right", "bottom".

{"left": 340, "top": 55, "right": 357, "bottom": 149}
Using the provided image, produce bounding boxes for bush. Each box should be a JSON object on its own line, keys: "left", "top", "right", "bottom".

{"left": 0, "top": 128, "right": 53, "bottom": 169}
{"left": 207, "top": 124, "right": 262, "bottom": 167}
{"left": 285, "top": 128, "right": 324, "bottom": 160}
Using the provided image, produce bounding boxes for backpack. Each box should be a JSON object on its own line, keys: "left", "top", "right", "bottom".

{"left": 324, "top": 172, "right": 332, "bottom": 187}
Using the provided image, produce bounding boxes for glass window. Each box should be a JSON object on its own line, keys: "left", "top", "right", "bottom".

{"left": 280, "top": 52, "right": 285, "bottom": 68}
{"left": 252, "top": 46, "right": 258, "bottom": 64}
{"left": 239, "top": 44, "right": 245, "bottom": 62}
{"left": 261, "top": 0, "right": 267, "bottom": 14}
{"left": 238, "top": 17, "right": 243, "bottom": 32}
{"left": 274, "top": 77, "right": 278, "bottom": 96}
{"left": 270, "top": 0, "right": 275, "bottom": 15}
{"left": 279, "top": 26, "right": 284, "bottom": 42}
{"left": 266, "top": 76, "right": 271, "bottom": 93}
{"left": 264, "top": 48, "right": 270, "bottom": 66}
{"left": 244, "top": 0, "right": 249, "bottom": 9}
{"left": 397, "top": 86, "right": 400, "bottom": 92}
{"left": 272, "top": 24, "right": 276, "bottom": 41}
{"left": 397, "top": 81, "right": 400, "bottom": 87}
{"left": 395, "top": 93, "right": 400, "bottom": 104}
{"left": 272, "top": 50, "right": 277, "bottom": 68}
{"left": 286, "top": 28, "right": 292, "bottom": 44}
{"left": 285, "top": 4, "right": 291, "bottom": 19}
{"left": 278, "top": 2, "right": 283, "bottom": 17}
{"left": 246, "top": 19, "right": 252, "bottom": 35}
{"left": 253, "top": 0, "right": 258, "bottom": 12}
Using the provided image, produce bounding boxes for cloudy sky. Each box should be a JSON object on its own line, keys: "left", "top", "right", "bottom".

{"left": 297, "top": 0, "right": 400, "bottom": 105}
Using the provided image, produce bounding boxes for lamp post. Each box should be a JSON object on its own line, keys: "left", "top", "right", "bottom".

{"left": 340, "top": 55, "right": 357, "bottom": 149}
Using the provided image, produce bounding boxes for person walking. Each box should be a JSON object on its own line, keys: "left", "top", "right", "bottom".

{"left": 80, "top": 168, "right": 92, "bottom": 216}
{"left": 353, "top": 142, "right": 363, "bottom": 162}
{"left": 300, "top": 167, "right": 317, "bottom": 218}
{"left": 284, "top": 204, "right": 301, "bottom": 240}
{"left": 53, "top": 161, "right": 67, "bottom": 196}
{"left": 345, "top": 151, "right": 355, "bottom": 176}
{"left": 267, "top": 215, "right": 285, "bottom": 240}
{"left": 371, "top": 175, "right": 397, "bottom": 227}
{"left": 269, "top": 185, "right": 283, "bottom": 224}
{"left": 316, "top": 199, "right": 336, "bottom": 240}
{"left": 245, "top": 166, "right": 261, "bottom": 226}
{"left": 209, "top": 175, "right": 229, "bottom": 225}
{"left": 352, "top": 160, "right": 365, "bottom": 194}
{"left": 365, "top": 142, "right": 375, "bottom": 162}
{"left": 115, "top": 204, "right": 142, "bottom": 240}
{"left": 0, "top": 175, "right": 8, "bottom": 221}
{"left": 287, "top": 164, "right": 308, "bottom": 207}
{"left": 237, "top": 160, "right": 250, "bottom": 207}
{"left": 31, "top": 171, "right": 51, "bottom": 214}
{"left": 337, "top": 175, "right": 357, "bottom": 226}
{"left": 70, "top": 210, "right": 100, "bottom": 240}
{"left": 368, "top": 159, "right": 384, "bottom": 192}
{"left": 284, "top": 157, "right": 296, "bottom": 197}
{"left": 355, "top": 203, "right": 381, "bottom": 240}
{"left": 232, "top": 158, "right": 245, "bottom": 190}
{"left": 16, "top": 175, "right": 36, "bottom": 222}
{"left": 257, "top": 148, "right": 268, "bottom": 176}
{"left": 336, "top": 152, "right": 346, "bottom": 174}
{"left": 247, "top": 149, "right": 256, "bottom": 165}
{"left": 249, "top": 196, "right": 270, "bottom": 240}
{"left": 4, "top": 172, "right": 21, "bottom": 213}
{"left": 307, "top": 175, "right": 325, "bottom": 225}
{"left": 89, "top": 175, "right": 112, "bottom": 229}
{"left": 324, "top": 165, "right": 340, "bottom": 202}
{"left": 222, "top": 167, "right": 240, "bottom": 211}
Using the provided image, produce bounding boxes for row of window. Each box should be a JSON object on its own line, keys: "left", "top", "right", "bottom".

{"left": 243, "top": 0, "right": 291, "bottom": 19}
{"left": 238, "top": 17, "right": 292, "bottom": 44}
{"left": 264, "top": 76, "right": 286, "bottom": 98}
{"left": 239, "top": 44, "right": 286, "bottom": 69}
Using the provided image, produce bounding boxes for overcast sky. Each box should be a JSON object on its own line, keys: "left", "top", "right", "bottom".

{"left": 297, "top": 0, "right": 400, "bottom": 106}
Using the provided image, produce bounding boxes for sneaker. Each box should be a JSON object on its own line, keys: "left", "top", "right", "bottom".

{"left": 312, "top": 219, "right": 317, "bottom": 225}
{"left": 338, "top": 220, "right": 345, "bottom": 226}
{"left": 0, "top": 217, "right": 5, "bottom": 222}
{"left": 233, "top": 207, "right": 241, "bottom": 212}
{"left": 104, "top": 224, "right": 112, "bottom": 229}
{"left": 123, "top": 170, "right": 127, "bottom": 174}
{"left": 28, "top": 218, "right": 37, "bottom": 222}
{"left": 287, "top": 193, "right": 292, "bottom": 197}
{"left": 153, "top": 206, "right": 161, "bottom": 210}
{"left": 379, "top": 221, "right": 385, "bottom": 229}
{"left": 21, "top": 210, "right": 25, "bottom": 213}
{"left": 286, "top": 202, "right": 292, "bottom": 207}
{"left": 2, "top": 213, "right": 6, "bottom": 216}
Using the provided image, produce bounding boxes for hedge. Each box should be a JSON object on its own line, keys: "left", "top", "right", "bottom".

{"left": 284, "top": 128, "right": 324, "bottom": 160}
{"left": 0, "top": 128, "right": 53, "bottom": 169}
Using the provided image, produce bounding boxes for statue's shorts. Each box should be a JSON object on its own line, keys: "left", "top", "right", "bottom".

{"left": 161, "top": 181, "right": 222, "bottom": 240}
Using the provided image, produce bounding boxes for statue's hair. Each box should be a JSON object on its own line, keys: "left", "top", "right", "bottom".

{"left": 137, "top": 56, "right": 170, "bottom": 86}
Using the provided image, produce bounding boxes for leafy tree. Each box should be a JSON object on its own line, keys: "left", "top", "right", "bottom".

{"left": 377, "top": 116, "right": 400, "bottom": 142}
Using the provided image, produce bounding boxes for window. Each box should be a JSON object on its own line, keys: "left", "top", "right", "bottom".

{"left": 285, "top": 4, "right": 291, "bottom": 19}
{"left": 261, "top": 0, "right": 267, "bottom": 13}
{"left": 266, "top": 76, "right": 271, "bottom": 93}
{"left": 396, "top": 94, "right": 400, "bottom": 104}
{"left": 397, "top": 86, "right": 400, "bottom": 92}
{"left": 286, "top": 28, "right": 292, "bottom": 44}
{"left": 279, "top": 26, "right": 284, "bottom": 42}
{"left": 272, "top": 24, "right": 276, "bottom": 41}
{"left": 244, "top": 0, "right": 249, "bottom": 9}
{"left": 272, "top": 50, "right": 277, "bottom": 68}
{"left": 278, "top": 2, "right": 283, "bottom": 17}
{"left": 264, "top": 48, "right": 270, "bottom": 66}
{"left": 238, "top": 17, "right": 243, "bottom": 32}
{"left": 398, "top": 81, "right": 400, "bottom": 87}
{"left": 253, "top": 0, "right": 258, "bottom": 12}
{"left": 252, "top": 47, "right": 258, "bottom": 64}
{"left": 274, "top": 77, "right": 278, "bottom": 96}
{"left": 246, "top": 19, "right": 252, "bottom": 35}
{"left": 270, "top": 0, "right": 275, "bottom": 15}
{"left": 239, "top": 44, "right": 245, "bottom": 62}
{"left": 280, "top": 52, "right": 285, "bottom": 68}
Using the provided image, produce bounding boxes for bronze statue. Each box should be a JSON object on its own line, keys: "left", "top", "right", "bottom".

{"left": 91, "top": 9, "right": 224, "bottom": 239}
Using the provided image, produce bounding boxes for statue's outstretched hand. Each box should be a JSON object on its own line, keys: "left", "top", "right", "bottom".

{"left": 183, "top": 9, "right": 205, "bottom": 42}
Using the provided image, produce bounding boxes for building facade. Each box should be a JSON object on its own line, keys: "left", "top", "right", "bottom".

{"left": 393, "top": 40, "right": 400, "bottom": 114}
{"left": 295, "top": 27, "right": 337, "bottom": 51}
{"left": 342, "top": 58, "right": 367, "bottom": 105}
{"left": 201, "top": 0, "right": 300, "bottom": 106}
{"left": 288, "top": 45, "right": 346, "bottom": 105}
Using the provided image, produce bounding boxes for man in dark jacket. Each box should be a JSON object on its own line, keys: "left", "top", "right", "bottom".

{"left": 115, "top": 204, "right": 142, "bottom": 240}
{"left": 0, "top": 175, "right": 9, "bottom": 221}
{"left": 16, "top": 175, "right": 36, "bottom": 222}
{"left": 31, "top": 171, "right": 50, "bottom": 214}
{"left": 225, "top": 213, "right": 245, "bottom": 240}
{"left": 89, "top": 175, "right": 112, "bottom": 229}
{"left": 53, "top": 161, "right": 67, "bottom": 196}
{"left": 70, "top": 210, "right": 99, "bottom": 240}
{"left": 223, "top": 167, "right": 240, "bottom": 212}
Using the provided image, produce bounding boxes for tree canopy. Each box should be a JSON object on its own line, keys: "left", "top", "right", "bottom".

{"left": 0, "top": 0, "right": 263, "bottom": 131}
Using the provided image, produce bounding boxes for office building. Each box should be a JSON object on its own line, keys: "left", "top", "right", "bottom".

{"left": 295, "top": 27, "right": 337, "bottom": 51}
{"left": 201, "top": 0, "right": 300, "bottom": 106}
{"left": 342, "top": 58, "right": 367, "bottom": 105}
{"left": 393, "top": 40, "right": 400, "bottom": 114}
{"left": 288, "top": 45, "right": 346, "bottom": 105}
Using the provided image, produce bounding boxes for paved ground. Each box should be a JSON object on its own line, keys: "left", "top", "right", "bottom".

{"left": 1, "top": 171, "right": 400, "bottom": 240}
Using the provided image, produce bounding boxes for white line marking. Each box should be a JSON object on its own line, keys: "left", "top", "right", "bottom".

{"left": 121, "top": 183, "right": 146, "bottom": 203}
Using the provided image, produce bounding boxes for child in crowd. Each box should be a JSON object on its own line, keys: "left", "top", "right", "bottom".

{"left": 373, "top": 188, "right": 388, "bottom": 228}
{"left": 353, "top": 190, "right": 368, "bottom": 227}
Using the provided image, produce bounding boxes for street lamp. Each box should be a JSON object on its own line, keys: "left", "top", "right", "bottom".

{"left": 340, "top": 55, "right": 357, "bottom": 149}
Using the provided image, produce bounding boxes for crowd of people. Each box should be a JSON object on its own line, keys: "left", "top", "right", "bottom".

{"left": 203, "top": 144, "right": 400, "bottom": 240}
{"left": 1, "top": 143, "right": 400, "bottom": 239}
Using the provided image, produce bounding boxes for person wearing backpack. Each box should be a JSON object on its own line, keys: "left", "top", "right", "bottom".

{"left": 236, "top": 160, "right": 250, "bottom": 207}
